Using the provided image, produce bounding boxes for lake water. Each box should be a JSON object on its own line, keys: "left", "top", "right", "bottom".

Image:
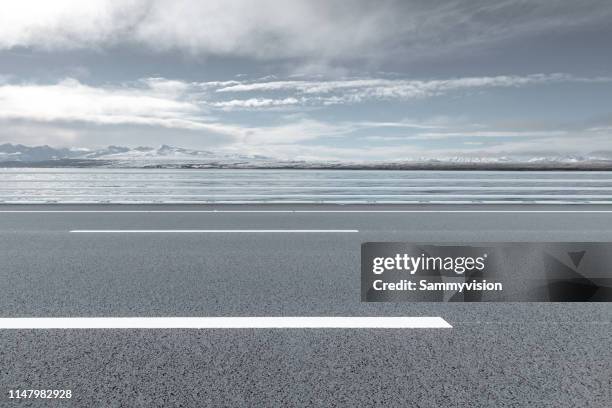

{"left": 1, "top": 168, "right": 611, "bottom": 204}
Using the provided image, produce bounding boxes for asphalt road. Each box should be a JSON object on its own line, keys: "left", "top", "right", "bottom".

{"left": 0, "top": 204, "right": 611, "bottom": 406}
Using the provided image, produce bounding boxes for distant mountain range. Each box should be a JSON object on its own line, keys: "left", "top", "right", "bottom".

{"left": 1, "top": 143, "right": 612, "bottom": 170}
{"left": 0, "top": 143, "right": 276, "bottom": 168}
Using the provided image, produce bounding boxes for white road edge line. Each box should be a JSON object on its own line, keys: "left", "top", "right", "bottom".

{"left": 69, "top": 229, "right": 359, "bottom": 233}
{"left": 4, "top": 210, "right": 612, "bottom": 213}
{"left": 0, "top": 317, "right": 452, "bottom": 329}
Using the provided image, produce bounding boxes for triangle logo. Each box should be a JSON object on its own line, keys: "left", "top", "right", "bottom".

{"left": 568, "top": 251, "right": 586, "bottom": 268}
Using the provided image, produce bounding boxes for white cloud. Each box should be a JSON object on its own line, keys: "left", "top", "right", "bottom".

{"left": 218, "top": 73, "right": 604, "bottom": 94}
{"left": 0, "top": 0, "right": 143, "bottom": 50}
{"left": 7, "top": 73, "right": 589, "bottom": 126}
{"left": 0, "top": 0, "right": 397, "bottom": 59}
{"left": 0, "top": 77, "right": 376, "bottom": 143}
{"left": 211, "top": 97, "right": 301, "bottom": 111}
{"left": 0, "top": 77, "right": 280, "bottom": 143}
{"left": 587, "top": 126, "right": 612, "bottom": 133}
{"left": 140, "top": 77, "right": 192, "bottom": 96}
{"left": 0, "top": 77, "right": 376, "bottom": 142}
{"left": 1, "top": 0, "right": 611, "bottom": 61}
{"left": 210, "top": 73, "right": 611, "bottom": 106}
{"left": 352, "top": 121, "right": 444, "bottom": 130}
{"left": 412, "top": 130, "right": 568, "bottom": 140}
{"left": 0, "top": 77, "right": 206, "bottom": 128}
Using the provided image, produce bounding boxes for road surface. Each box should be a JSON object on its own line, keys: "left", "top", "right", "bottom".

{"left": 0, "top": 204, "right": 610, "bottom": 406}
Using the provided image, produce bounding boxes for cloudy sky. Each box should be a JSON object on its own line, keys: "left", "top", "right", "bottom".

{"left": 1, "top": 0, "right": 611, "bottom": 161}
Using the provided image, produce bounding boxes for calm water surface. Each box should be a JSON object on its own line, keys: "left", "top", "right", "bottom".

{"left": 0, "top": 168, "right": 611, "bottom": 204}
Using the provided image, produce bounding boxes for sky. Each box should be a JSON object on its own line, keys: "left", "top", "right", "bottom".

{"left": 0, "top": 0, "right": 611, "bottom": 161}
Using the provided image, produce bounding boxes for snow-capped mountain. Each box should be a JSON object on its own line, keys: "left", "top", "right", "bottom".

{"left": 0, "top": 143, "right": 84, "bottom": 162}
{"left": 79, "top": 145, "right": 217, "bottom": 160}
{"left": 0, "top": 143, "right": 273, "bottom": 167}
{"left": 1, "top": 143, "right": 612, "bottom": 169}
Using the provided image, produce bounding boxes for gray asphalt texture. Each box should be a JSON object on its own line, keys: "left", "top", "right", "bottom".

{"left": 0, "top": 204, "right": 611, "bottom": 407}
